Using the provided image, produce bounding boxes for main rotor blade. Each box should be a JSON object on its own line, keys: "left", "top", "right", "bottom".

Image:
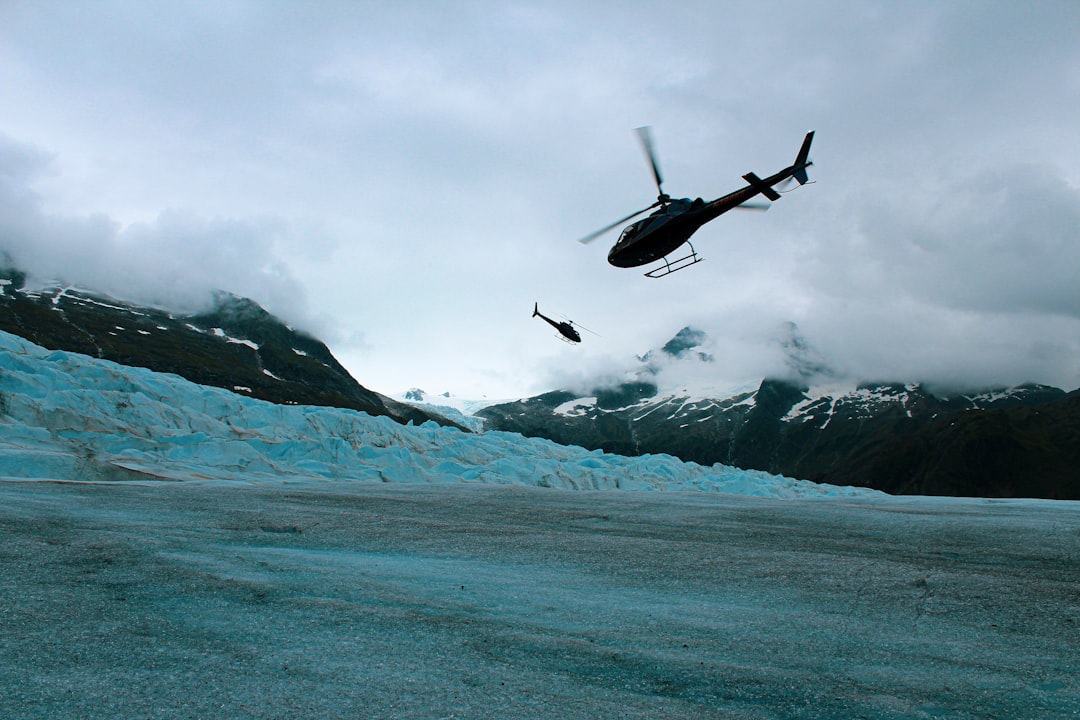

{"left": 577, "top": 202, "right": 659, "bottom": 244}
{"left": 558, "top": 314, "right": 599, "bottom": 336}
{"left": 572, "top": 322, "right": 600, "bottom": 337}
{"left": 635, "top": 126, "right": 665, "bottom": 197}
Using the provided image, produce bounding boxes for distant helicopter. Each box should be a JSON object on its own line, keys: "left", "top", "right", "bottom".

{"left": 532, "top": 303, "right": 587, "bottom": 343}
{"left": 579, "top": 127, "right": 815, "bottom": 277}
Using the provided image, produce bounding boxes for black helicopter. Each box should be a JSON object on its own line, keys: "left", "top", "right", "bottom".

{"left": 532, "top": 303, "right": 583, "bottom": 343}
{"left": 580, "top": 128, "right": 815, "bottom": 277}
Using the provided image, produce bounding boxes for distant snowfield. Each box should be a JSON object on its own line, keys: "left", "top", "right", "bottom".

{"left": 1, "top": 331, "right": 1078, "bottom": 718}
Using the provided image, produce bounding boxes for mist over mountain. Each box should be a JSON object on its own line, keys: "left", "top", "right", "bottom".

{"left": 0, "top": 139, "right": 327, "bottom": 345}
{"left": 560, "top": 320, "right": 836, "bottom": 403}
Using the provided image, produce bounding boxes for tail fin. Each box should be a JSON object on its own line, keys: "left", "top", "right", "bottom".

{"left": 793, "top": 131, "right": 814, "bottom": 185}
{"left": 533, "top": 302, "right": 539, "bottom": 317}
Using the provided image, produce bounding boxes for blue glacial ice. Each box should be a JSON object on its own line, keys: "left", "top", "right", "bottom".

{"left": 0, "top": 330, "right": 875, "bottom": 497}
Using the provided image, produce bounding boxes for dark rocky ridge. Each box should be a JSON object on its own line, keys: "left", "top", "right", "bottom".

{"left": 0, "top": 269, "right": 460, "bottom": 429}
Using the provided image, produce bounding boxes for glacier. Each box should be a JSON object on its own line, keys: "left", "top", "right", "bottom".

{"left": 1, "top": 329, "right": 1078, "bottom": 719}
{"left": 0, "top": 329, "right": 869, "bottom": 497}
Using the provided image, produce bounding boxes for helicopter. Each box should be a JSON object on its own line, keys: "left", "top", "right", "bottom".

{"left": 579, "top": 127, "right": 815, "bottom": 277}
{"left": 532, "top": 303, "right": 585, "bottom": 343}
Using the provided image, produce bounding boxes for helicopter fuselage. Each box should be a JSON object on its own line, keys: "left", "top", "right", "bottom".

{"left": 533, "top": 304, "right": 581, "bottom": 343}
{"left": 607, "top": 164, "right": 799, "bottom": 269}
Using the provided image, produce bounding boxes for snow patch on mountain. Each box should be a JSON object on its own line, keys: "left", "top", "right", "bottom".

{"left": 211, "top": 327, "right": 259, "bottom": 349}
{"left": 554, "top": 397, "right": 597, "bottom": 417}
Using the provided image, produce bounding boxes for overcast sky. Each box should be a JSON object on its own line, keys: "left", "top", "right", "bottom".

{"left": 2, "top": 1, "right": 1079, "bottom": 398}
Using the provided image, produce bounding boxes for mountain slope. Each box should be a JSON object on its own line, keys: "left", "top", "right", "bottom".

{"left": 0, "top": 268, "right": 457, "bottom": 428}
{"left": 477, "top": 328, "right": 1080, "bottom": 499}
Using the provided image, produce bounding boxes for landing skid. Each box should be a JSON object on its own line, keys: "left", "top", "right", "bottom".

{"left": 643, "top": 242, "right": 703, "bottom": 278}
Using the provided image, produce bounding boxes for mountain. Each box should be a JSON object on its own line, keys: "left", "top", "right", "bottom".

{"left": 0, "top": 267, "right": 460, "bottom": 429}
{"left": 477, "top": 327, "right": 1080, "bottom": 499}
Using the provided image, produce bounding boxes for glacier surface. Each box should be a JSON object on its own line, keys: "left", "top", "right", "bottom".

{"left": 1, "top": 330, "right": 1078, "bottom": 719}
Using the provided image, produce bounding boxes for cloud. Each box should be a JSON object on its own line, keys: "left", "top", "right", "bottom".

{"left": 827, "top": 163, "right": 1080, "bottom": 317}
{"left": 0, "top": 134, "right": 320, "bottom": 334}
{"left": 537, "top": 318, "right": 805, "bottom": 399}
{"left": 779, "top": 158, "right": 1080, "bottom": 391}
{"left": 799, "top": 299, "right": 1080, "bottom": 392}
